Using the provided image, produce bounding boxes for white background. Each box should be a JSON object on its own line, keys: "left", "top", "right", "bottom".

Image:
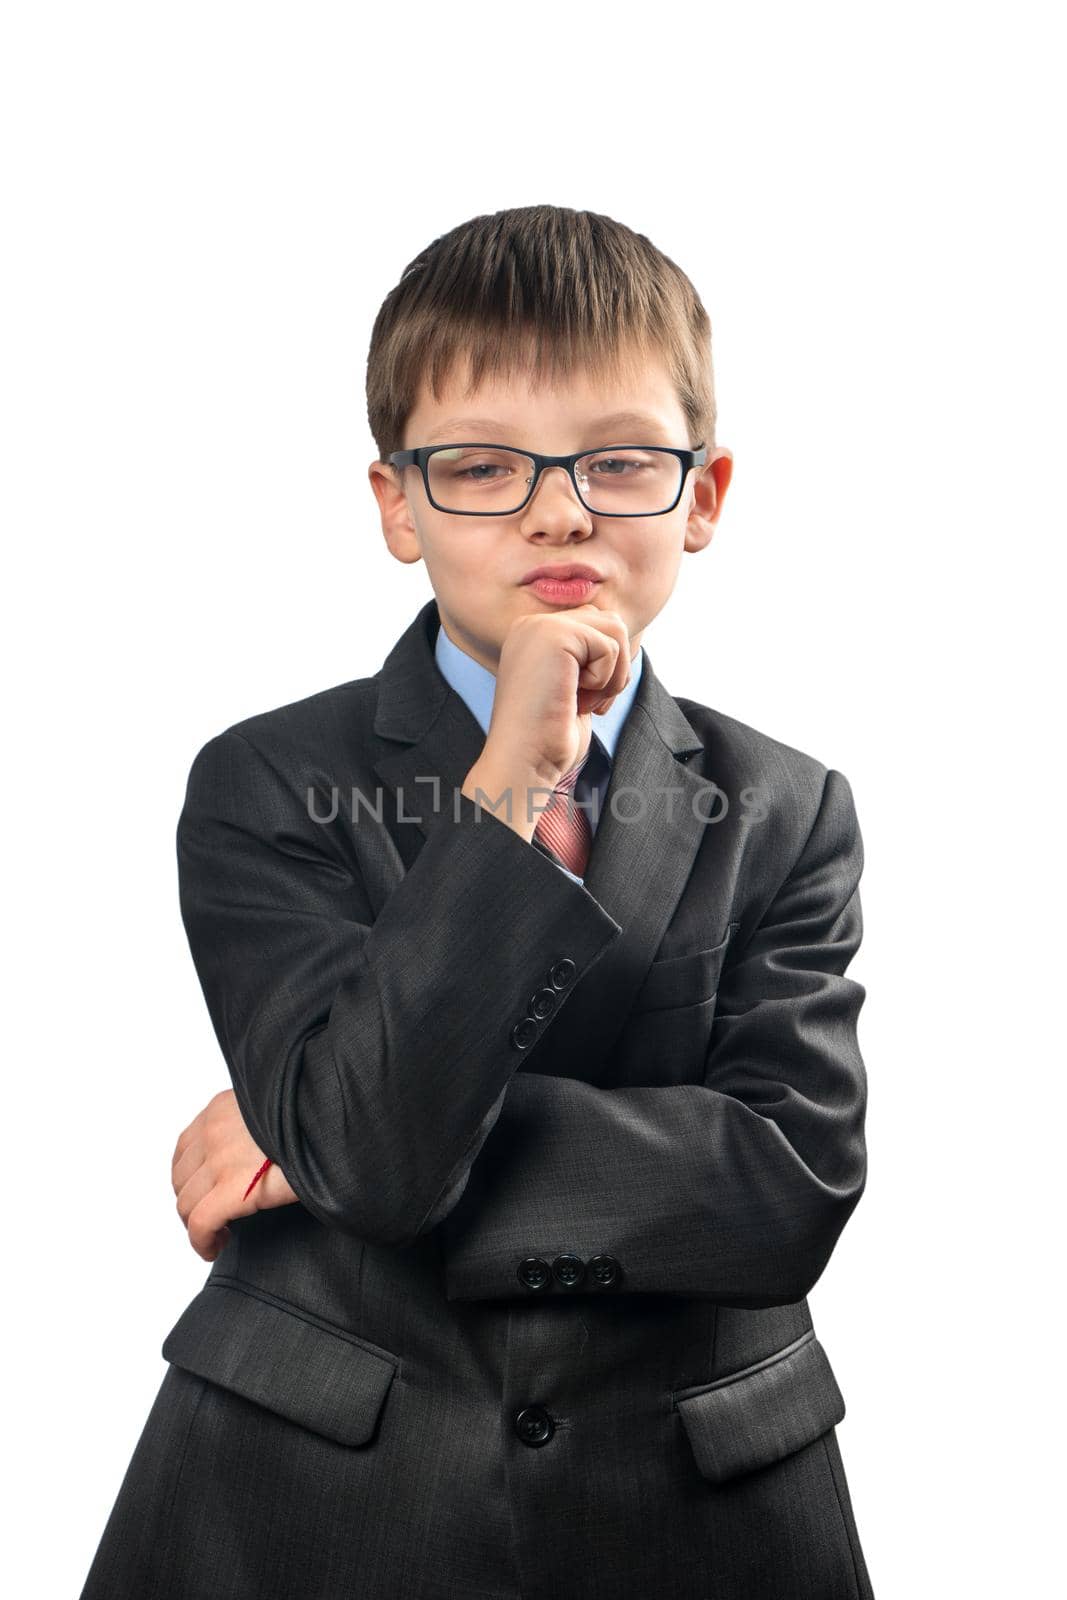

{"left": 4, "top": 4, "right": 1062, "bottom": 1595}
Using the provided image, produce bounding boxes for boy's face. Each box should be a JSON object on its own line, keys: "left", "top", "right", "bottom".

{"left": 368, "top": 347, "right": 732, "bottom": 674}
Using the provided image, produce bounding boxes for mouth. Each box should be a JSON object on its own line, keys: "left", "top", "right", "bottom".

{"left": 521, "top": 565, "right": 604, "bottom": 604}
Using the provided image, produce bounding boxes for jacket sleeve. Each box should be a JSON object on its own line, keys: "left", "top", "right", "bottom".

{"left": 438, "top": 768, "right": 868, "bottom": 1308}
{"left": 175, "top": 727, "right": 622, "bottom": 1247}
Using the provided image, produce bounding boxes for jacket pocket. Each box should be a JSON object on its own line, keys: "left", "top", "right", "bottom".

{"left": 633, "top": 924, "right": 739, "bottom": 1012}
{"left": 672, "top": 1329, "right": 845, "bottom": 1484}
{"left": 161, "top": 1276, "right": 400, "bottom": 1448}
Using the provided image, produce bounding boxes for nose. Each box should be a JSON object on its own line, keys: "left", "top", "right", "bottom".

{"left": 520, "top": 464, "right": 592, "bottom": 532}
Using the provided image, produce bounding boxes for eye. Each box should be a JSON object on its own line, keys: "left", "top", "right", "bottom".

{"left": 584, "top": 451, "right": 654, "bottom": 476}
{"left": 436, "top": 449, "right": 519, "bottom": 483}
{"left": 456, "top": 462, "right": 507, "bottom": 481}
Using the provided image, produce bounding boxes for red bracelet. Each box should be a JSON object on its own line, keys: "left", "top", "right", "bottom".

{"left": 243, "top": 1157, "right": 273, "bottom": 1200}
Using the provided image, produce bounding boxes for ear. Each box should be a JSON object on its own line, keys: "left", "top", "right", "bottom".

{"left": 368, "top": 461, "right": 423, "bottom": 566}
{"left": 684, "top": 449, "right": 733, "bottom": 553}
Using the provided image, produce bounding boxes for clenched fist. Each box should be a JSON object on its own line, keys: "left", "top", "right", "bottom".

{"left": 171, "top": 1088, "right": 300, "bottom": 1261}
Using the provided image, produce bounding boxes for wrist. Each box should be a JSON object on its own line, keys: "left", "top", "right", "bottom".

{"left": 242, "top": 1156, "right": 272, "bottom": 1201}
{"left": 462, "top": 755, "right": 559, "bottom": 843}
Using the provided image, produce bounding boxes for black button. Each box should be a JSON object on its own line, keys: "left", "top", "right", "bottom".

{"left": 514, "top": 1405, "right": 555, "bottom": 1447}
{"left": 529, "top": 986, "right": 558, "bottom": 1020}
{"left": 510, "top": 1016, "right": 539, "bottom": 1050}
{"left": 549, "top": 957, "right": 576, "bottom": 990}
{"left": 552, "top": 1254, "right": 587, "bottom": 1289}
{"left": 588, "top": 1254, "right": 622, "bottom": 1288}
{"left": 517, "top": 1257, "right": 552, "bottom": 1291}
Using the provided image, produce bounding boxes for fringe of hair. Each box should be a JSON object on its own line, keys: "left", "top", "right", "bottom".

{"left": 366, "top": 205, "right": 717, "bottom": 462}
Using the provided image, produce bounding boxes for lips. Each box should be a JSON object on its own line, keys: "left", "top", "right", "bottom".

{"left": 521, "top": 564, "right": 603, "bottom": 584}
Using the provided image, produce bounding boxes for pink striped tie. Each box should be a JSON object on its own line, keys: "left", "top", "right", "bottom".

{"left": 534, "top": 754, "right": 592, "bottom": 876}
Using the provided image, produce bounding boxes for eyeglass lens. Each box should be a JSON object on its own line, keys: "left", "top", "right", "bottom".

{"left": 426, "top": 447, "right": 683, "bottom": 514}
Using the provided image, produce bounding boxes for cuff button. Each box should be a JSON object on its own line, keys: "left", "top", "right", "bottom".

{"left": 552, "top": 1254, "right": 587, "bottom": 1289}
{"left": 510, "top": 1017, "right": 539, "bottom": 1050}
{"left": 588, "top": 1254, "right": 621, "bottom": 1288}
{"left": 517, "top": 1257, "right": 552, "bottom": 1292}
{"left": 529, "top": 987, "right": 558, "bottom": 1020}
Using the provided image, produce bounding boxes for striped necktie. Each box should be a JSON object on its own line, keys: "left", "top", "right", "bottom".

{"left": 533, "top": 750, "right": 593, "bottom": 877}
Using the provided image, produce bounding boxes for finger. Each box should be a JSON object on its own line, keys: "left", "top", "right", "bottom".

{"left": 171, "top": 1133, "right": 205, "bottom": 1197}
{"left": 186, "top": 1188, "right": 238, "bottom": 1261}
{"left": 174, "top": 1161, "right": 217, "bottom": 1230}
{"left": 190, "top": 1215, "right": 232, "bottom": 1262}
{"left": 577, "top": 684, "right": 614, "bottom": 717}
{"left": 572, "top": 615, "right": 631, "bottom": 712}
{"left": 575, "top": 609, "right": 632, "bottom": 697}
{"left": 172, "top": 1088, "right": 239, "bottom": 1171}
{"left": 592, "top": 611, "right": 634, "bottom": 696}
{"left": 575, "top": 626, "right": 620, "bottom": 697}
{"left": 201, "top": 1225, "right": 232, "bottom": 1262}
{"left": 171, "top": 1121, "right": 197, "bottom": 1168}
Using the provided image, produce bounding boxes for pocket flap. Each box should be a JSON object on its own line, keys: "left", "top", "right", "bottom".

{"left": 635, "top": 926, "right": 738, "bottom": 1012}
{"left": 674, "top": 1331, "right": 844, "bottom": 1483}
{"left": 161, "top": 1279, "right": 399, "bottom": 1448}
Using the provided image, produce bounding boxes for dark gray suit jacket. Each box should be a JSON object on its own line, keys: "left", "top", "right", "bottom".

{"left": 80, "top": 597, "right": 875, "bottom": 1600}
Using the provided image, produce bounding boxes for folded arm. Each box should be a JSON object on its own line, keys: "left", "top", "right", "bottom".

{"left": 438, "top": 768, "right": 868, "bottom": 1308}
{"left": 176, "top": 728, "right": 622, "bottom": 1247}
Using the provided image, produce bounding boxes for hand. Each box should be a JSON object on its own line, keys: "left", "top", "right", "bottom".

{"left": 461, "top": 606, "right": 633, "bottom": 842}
{"left": 491, "top": 604, "right": 633, "bottom": 773}
{"left": 172, "top": 1088, "right": 300, "bottom": 1261}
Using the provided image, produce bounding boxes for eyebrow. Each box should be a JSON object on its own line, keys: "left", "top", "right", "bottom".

{"left": 422, "top": 410, "right": 674, "bottom": 445}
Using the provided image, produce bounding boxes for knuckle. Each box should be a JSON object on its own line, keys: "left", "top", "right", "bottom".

{"left": 186, "top": 1197, "right": 210, "bottom": 1240}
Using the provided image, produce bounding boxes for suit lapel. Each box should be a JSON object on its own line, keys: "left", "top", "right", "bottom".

{"left": 371, "top": 599, "right": 726, "bottom": 1079}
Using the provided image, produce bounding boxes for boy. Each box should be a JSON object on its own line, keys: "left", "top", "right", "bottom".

{"left": 80, "top": 205, "right": 874, "bottom": 1599}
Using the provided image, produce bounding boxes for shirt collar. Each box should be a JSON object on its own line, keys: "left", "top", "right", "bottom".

{"left": 433, "top": 616, "right": 644, "bottom": 763}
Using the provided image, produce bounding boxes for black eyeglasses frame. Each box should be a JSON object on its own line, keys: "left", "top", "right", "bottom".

{"left": 386, "top": 443, "right": 709, "bottom": 517}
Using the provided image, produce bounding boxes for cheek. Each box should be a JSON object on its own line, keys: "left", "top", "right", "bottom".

{"left": 417, "top": 526, "right": 494, "bottom": 586}
{"left": 616, "top": 538, "right": 684, "bottom": 628}
{"left": 627, "top": 535, "right": 684, "bottom": 589}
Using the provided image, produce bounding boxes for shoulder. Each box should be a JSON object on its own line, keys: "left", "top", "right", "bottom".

{"left": 227, "top": 673, "right": 381, "bottom": 752}
{"left": 200, "top": 672, "right": 381, "bottom": 752}
{"left": 668, "top": 692, "right": 859, "bottom": 861}
{"left": 674, "top": 692, "right": 831, "bottom": 795}
{"left": 182, "top": 672, "right": 384, "bottom": 798}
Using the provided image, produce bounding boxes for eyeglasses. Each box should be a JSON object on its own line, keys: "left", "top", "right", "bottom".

{"left": 387, "top": 443, "right": 708, "bottom": 517}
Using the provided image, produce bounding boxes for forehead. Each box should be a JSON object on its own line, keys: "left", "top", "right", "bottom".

{"left": 404, "top": 347, "right": 688, "bottom": 447}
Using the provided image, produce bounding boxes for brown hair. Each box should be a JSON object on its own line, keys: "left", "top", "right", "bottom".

{"left": 366, "top": 205, "right": 717, "bottom": 463}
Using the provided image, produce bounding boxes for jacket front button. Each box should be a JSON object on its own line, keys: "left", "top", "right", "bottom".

{"left": 510, "top": 1016, "right": 539, "bottom": 1050}
{"left": 517, "top": 1257, "right": 552, "bottom": 1291}
{"left": 514, "top": 1405, "right": 555, "bottom": 1447}
{"left": 548, "top": 957, "right": 576, "bottom": 990}
{"left": 588, "top": 1254, "right": 622, "bottom": 1288}
{"left": 552, "top": 1253, "right": 586, "bottom": 1289}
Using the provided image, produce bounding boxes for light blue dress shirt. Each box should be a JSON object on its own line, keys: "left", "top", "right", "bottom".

{"left": 434, "top": 617, "right": 644, "bottom": 886}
